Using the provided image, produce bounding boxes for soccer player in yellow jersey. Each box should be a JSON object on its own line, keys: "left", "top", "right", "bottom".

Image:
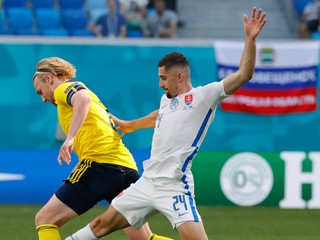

{"left": 32, "top": 57, "right": 171, "bottom": 240}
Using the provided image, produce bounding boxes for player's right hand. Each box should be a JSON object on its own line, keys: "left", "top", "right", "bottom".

{"left": 57, "top": 138, "right": 73, "bottom": 166}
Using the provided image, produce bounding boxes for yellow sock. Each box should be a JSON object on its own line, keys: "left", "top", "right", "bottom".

{"left": 36, "top": 224, "right": 61, "bottom": 240}
{"left": 148, "top": 233, "right": 174, "bottom": 240}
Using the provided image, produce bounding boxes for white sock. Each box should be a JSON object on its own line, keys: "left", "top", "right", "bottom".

{"left": 65, "top": 224, "right": 100, "bottom": 240}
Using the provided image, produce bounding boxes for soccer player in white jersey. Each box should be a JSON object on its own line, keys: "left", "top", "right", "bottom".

{"left": 65, "top": 7, "right": 266, "bottom": 240}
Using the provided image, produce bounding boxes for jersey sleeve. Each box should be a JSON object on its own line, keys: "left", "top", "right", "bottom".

{"left": 54, "top": 82, "right": 86, "bottom": 106}
{"left": 199, "top": 80, "right": 228, "bottom": 108}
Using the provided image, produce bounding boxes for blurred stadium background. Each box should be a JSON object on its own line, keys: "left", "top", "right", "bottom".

{"left": 1, "top": 0, "right": 320, "bottom": 239}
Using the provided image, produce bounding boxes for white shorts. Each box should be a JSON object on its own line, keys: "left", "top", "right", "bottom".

{"left": 111, "top": 176, "right": 202, "bottom": 229}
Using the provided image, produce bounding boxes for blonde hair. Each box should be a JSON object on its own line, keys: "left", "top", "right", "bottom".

{"left": 34, "top": 57, "right": 76, "bottom": 81}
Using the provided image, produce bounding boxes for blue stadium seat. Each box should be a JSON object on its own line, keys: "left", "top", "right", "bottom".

{"left": 30, "top": 0, "right": 55, "bottom": 9}
{"left": 294, "top": 0, "right": 314, "bottom": 15}
{"left": 311, "top": 32, "right": 320, "bottom": 40}
{"left": 70, "top": 29, "right": 94, "bottom": 36}
{"left": 62, "top": 9, "right": 88, "bottom": 30}
{"left": 7, "top": 8, "right": 39, "bottom": 35}
{"left": 7, "top": 8, "right": 33, "bottom": 29}
{"left": 2, "top": 0, "right": 27, "bottom": 8}
{"left": 127, "top": 29, "right": 143, "bottom": 38}
{"left": 62, "top": 9, "right": 93, "bottom": 35}
{"left": 0, "top": 9, "right": 14, "bottom": 35}
{"left": 59, "top": 0, "right": 84, "bottom": 9}
{"left": 16, "top": 28, "right": 40, "bottom": 35}
{"left": 0, "top": 28, "right": 14, "bottom": 34}
{"left": 86, "top": 0, "right": 107, "bottom": 9}
{"left": 35, "top": 8, "right": 62, "bottom": 30}
{"left": 0, "top": 9, "right": 5, "bottom": 29}
{"left": 42, "top": 28, "right": 69, "bottom": 36}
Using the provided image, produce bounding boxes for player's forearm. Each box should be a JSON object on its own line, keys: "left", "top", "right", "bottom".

{"left": 238, "top": 38, "right": 256, "bottom": 83}
{"left": 130, "top": 110, "right": 159, "bottom": 130}
{"left": 223, "top": 38, "right": 256, "bottom": 95}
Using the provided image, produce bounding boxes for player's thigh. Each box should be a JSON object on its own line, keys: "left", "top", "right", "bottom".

{"left": 56, "top": 161, "right": 140, "bottom": 216}
{"left": 177, "top": 221, "right": 208, "bottom": 240}
{"left": 35, "top": 194, "right": 78, "bottom": 226}
{"left": 112, "top": 177, "right": 157, "bottom": 229}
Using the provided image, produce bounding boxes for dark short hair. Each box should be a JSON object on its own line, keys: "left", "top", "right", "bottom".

{"left": 158, "top": 52, "right": 189, "bottom": 70}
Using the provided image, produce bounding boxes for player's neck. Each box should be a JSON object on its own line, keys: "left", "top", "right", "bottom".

{"left": 180, "top": 82, "right": 193, "bottom": 94}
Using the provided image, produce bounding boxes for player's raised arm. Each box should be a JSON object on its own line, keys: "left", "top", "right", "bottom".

{"left": 113, "top": 110, "right": 159, "bottom": 137}
{"left": 223, "top": 7, "right": 267, "bottom": 95}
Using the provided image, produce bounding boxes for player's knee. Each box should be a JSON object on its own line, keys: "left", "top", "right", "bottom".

{"left": 91, "top": 214, "right": 124, "bottom": 238}
{"left": 91, "top": 217, "right": 101, "bottom": 228}
{"left": 91, "top": 217, "right": 111, "bottom": 238}
{"left": 139, "top": 223, "right": 152, "bottom": 238}
{"left": 35, "top": 210, "right": 55, "bottom": 226}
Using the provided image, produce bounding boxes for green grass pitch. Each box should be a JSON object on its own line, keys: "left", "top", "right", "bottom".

{"left": 1, "top": 205, "right": 319, "bottom": 240}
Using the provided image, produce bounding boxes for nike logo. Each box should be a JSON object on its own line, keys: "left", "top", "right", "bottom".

{"left": 161, "top": 104, "right": 168, "bottom": 109}
{"left": 178, "top": 212, "right": 188, "bottom": 217}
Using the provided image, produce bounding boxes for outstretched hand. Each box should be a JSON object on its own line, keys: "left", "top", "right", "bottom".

{"left": 243, "top": 7, "right": 267, "bottom": 40}
{"left": 111, "top": 115, "right": 135, "bottom": 137}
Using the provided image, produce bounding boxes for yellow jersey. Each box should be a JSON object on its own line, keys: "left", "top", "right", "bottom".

{"left": 54, "top": 81, "right": 137, "bottom": 171}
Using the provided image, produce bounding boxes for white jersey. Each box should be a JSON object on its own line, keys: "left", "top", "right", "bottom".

{"left": 143, "top": 80, "right": 227, "bottom": 181}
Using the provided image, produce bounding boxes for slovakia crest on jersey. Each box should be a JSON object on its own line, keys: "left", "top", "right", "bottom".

{"left": 184, "top": 94, "right": 193, "bottom": 106}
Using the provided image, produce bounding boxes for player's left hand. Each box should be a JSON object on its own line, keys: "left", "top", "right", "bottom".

{"left": 243, "top": 7, "right": 267, "bottom": 40}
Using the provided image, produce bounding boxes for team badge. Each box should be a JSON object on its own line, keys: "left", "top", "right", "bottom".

{"left": 170, "top": 98, "right": 179, "bottom": 110}
{"left": 184, "top": 94, "right": 193, "bottom": 106}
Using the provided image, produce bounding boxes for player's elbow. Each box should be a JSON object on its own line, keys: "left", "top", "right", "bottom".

{"left": 239, "top": 69, "right": 254, "bottom": 84}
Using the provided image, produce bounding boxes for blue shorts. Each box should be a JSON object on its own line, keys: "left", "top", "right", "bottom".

{"left": 55, "top": 159, "right": 140, "bottom": 215}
